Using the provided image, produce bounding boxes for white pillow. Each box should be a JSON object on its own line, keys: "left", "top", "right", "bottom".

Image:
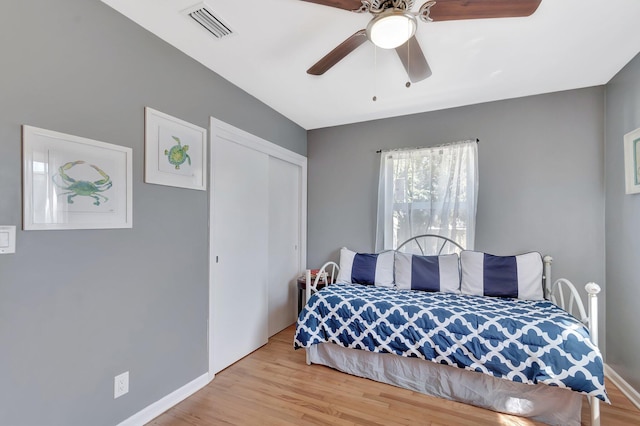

{"left": 336, "top": 247, "right": 394, "bottom": 287}
{"left": 395, "top": 252, "right": 460, "bottom": 293}
{"left": 460, "top": 250, "right": 544, "bottom": 300}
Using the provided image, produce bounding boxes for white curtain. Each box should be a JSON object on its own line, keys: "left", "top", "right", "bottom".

{"left": 375, "top": 140, "right": 478, "bottom": 251}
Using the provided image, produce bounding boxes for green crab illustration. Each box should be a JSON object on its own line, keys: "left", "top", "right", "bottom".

{"left": 164, "top": 136, "right": 191, "bottom": 170}
{"left": 52, "top": 160, "right": 112, "bottom": 206}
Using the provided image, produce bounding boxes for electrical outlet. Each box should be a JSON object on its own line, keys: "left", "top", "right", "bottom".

{"left": 114, "top": 371, "right": 129, "bottom": 399}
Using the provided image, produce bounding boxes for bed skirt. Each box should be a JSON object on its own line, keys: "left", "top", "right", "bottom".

{"left": 308, "top": 343, "right": 582, "bottom": 426}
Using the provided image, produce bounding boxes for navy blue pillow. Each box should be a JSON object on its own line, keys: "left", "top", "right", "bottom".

{"left": 460, "top": 251, "right": 543, "bottom": 300}
{"left": 336, "top": 248, "right": 394, "bottom": 287}
{"left": 395, "top": 252, "right": 460, "bottom": 293}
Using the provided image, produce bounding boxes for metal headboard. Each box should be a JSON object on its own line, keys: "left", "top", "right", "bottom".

{"left": 395, "top": 234, "right": 464, "bottom": 255}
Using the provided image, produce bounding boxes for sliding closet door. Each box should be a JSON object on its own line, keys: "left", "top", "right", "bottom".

{"left": 211, "top": 137, "right": 268, "bottom": 374}
{"left": 209, "top": 117, "right": 307, "bottom": 378}
{"left": 268, "top": 156, "right": 301, "bottom": 336}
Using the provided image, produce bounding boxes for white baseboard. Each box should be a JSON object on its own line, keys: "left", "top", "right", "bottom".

{"left": 117, "top": 372, "right": 211, "bottom": 426}
{"left": 605, "top": 363, "right": 640, "bottom": 410}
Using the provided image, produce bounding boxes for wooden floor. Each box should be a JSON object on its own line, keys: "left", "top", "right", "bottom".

{"left": 149, "top": 325, "right": 640, "bottom": 426}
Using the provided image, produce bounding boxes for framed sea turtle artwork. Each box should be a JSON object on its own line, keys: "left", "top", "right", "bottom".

{"left": 144, "top": 107, "right": 207, "bottom": 190}
{"left": 22, "top": 125, "right": 133, "bottom": 230}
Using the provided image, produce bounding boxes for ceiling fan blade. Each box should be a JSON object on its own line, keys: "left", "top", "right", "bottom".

{"left": 395, "top": 36, "right": 432, "bottom": 83}
{"left": 428, "top": 0, "right": 542, "bottom": 21}
{"left": 299, "top": 0, "right": 363, "bottom": 12}
{"left": 307, "top": 29, "right": 368, "bottom": 75}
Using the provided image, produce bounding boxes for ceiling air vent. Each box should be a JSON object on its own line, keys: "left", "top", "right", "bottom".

{"left": 185, "top": 3, "right": 234, "bottom": 39}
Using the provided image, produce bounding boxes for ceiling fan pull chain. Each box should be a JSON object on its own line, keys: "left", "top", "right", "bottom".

{"left": 373, "top": 45, "right": 378, "bottom": 101}
{"left": 406, "top": 18, "right": 411, "bottom": 88}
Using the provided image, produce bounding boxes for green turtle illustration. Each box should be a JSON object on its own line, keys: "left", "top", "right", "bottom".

{"left": 164, "top": 136, "right": 191, "bottom": 170}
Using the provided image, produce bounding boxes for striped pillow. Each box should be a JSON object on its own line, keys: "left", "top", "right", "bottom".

{"left": 460, "top": 251, "right": 544, "bottom": 300}
{"left": 336, "top": 248, "right": 394, "bottom": 287}
{"left": 395, "top": 252, "right": 460, "bottom": 293}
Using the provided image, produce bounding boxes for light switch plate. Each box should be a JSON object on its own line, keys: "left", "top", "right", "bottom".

{"left": 0, "top": 226, "right": 16, "bottom": 254}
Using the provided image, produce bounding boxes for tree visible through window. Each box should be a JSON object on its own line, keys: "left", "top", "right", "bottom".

{"left": 375, "top": 140, "right": 478, "bottom": 251}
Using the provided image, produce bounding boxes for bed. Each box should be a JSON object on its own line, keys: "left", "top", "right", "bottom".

{"left": 294, "top": 235, "right": 608, "bottom": 426}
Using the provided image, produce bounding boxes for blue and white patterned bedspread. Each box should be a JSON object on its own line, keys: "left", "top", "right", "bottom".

{"left": 294, "top": 284, "right": 608, "bottom": 402}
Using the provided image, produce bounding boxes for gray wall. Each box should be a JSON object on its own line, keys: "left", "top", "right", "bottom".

{"left": 0, "top": 1, "right": 306, "bottom": 425}
{"left": 308, "top": 87, "right": 606, "bottom": 351}
{"left": 605, "top": 52, "right": 640, "bottom": 391}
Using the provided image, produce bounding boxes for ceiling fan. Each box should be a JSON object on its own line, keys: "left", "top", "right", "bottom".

{"left": 303, "top": 0, "right": 542, "bottom": 83}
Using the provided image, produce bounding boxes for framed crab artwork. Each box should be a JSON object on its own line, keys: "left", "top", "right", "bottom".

{"left": 22, "top": 125, "right": 133, "bottom": 230}
{"left": 144, "top": 107, "right": 207, "bottom": 191}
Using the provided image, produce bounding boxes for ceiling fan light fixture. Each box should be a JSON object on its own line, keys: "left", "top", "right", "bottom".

{"left": 366, "top": 10, "right": 417, "bottom": 49}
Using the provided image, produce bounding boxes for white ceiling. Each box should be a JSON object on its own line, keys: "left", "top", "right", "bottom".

{"left": 101, "top": 0, "right": 640, "bottom": 130}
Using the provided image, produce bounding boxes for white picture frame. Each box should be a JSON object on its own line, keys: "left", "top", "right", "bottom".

{"left": 22, "top": 125, "right": 133, "bottom": 230}
{"left": 144, "top": 107, "right": 207, "bottom": 190}
{"left": 624, "top": 127, "right": 640, "bottom": 195}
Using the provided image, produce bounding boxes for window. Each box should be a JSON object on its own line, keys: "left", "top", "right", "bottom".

{"left": 375, "top": 140, "right": 478, "bottom": 251}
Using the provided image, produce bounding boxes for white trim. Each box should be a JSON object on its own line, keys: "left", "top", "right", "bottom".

{"left": 208, "top": 117, "right": 307, "bottom": 379}
{"left": 605, "top": 364, "right": 640, "bottom": 410}
{"left": 116, "top": 373, "right": 210, "bottom": 426}
{"left": 209, "top": 118, "right": 306, "bottom": 165}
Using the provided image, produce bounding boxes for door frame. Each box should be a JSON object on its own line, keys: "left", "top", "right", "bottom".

{"left": 208, "top": 117, "right": 307, "bottom": 380}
